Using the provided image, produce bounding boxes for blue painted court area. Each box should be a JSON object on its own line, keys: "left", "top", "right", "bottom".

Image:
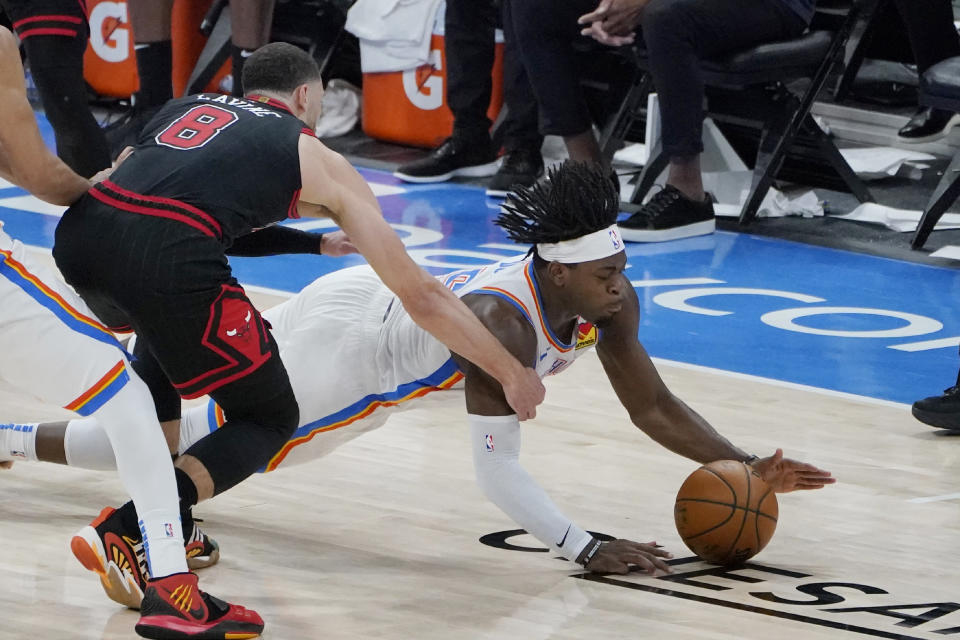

{"left": 4, "top": 113, "right": 959, "bottom": 405}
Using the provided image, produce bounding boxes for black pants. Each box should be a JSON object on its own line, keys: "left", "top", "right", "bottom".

{"left": 1, "top": 0, "right": 110, "bottom": 177}
{"left": 891, "top": 0, "right": 960, "bottom": 75}
{"left": 445, "top": 0, "right": 542, "bottom": 151}
{"left": 510, "top": 0, "right": 805, "bottom": 157}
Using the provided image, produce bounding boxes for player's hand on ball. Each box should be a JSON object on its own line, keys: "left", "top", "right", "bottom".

{"left": 751, "top": 448, "right": 835, "bottom": 493}
{"left": 585, "top": 539, "right": 673, "bottom": 575}
{"left": 320, "top": 230, "right": 359, "bottom": 257}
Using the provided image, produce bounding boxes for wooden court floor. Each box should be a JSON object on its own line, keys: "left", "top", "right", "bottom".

{"left": 2, "top": 327, "right": 958, "bottom": 640}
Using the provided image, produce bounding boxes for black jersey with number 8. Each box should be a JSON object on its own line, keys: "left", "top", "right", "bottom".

{"left": 106, "top": 93, "right": 310, "bottom": 244}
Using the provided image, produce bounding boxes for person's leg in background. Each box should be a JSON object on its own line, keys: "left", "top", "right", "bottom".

{"left": 228, "top": 0, "right": 275, "bottom": 97}
{"left": 128, "top": 0, "right": 174, "bottom": 110}
{"left": 617, "top": 0, "right": 806, "bottom": 242}
{"left": 508, "top": 0, "right": 605, "bottom": 166}
{"left": 892, "top": 0, "right": 960, "bottom": 141}
{"left": 393, "top": 0, "right": 501, "bottom": 183}
{"left": 104, "top": 0, "right": 174, "bottom": 152}
{"left": 486, "top": 0, "right": 545, "bottom": 198}
{"left": 1, "top": 0, "right": 110, "bottom": 176}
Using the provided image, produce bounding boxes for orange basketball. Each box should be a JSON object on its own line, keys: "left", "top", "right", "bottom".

{"left": 674, "top": 460, "right": 778, "bottom": 565}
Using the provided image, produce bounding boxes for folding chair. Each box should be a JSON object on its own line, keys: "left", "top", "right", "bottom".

{"left": 911, "top": 56, "right": 960, "bottom": 249}
{"left": 600, "top": 1, "right": 874, "bottom": 226}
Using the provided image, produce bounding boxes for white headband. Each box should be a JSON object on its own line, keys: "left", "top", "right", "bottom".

{"left": 536, "top": 224, "right": 624, "bottom": 263}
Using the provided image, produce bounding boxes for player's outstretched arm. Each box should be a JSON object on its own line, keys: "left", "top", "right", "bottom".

{"left": 451, "top": 295, "right": 672, "bottom": 575}
{"left": 597, "top": 287, "right": 834, "bottom": 491}
{"left": 295, "top": 135, "right": 544, "bottom": 419}
{"left": 0, "top": 27, "right": 91, "bottom": 204}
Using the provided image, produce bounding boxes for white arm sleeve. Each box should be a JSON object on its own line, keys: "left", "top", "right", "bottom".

{"left": 469, "top": 413, "right": 593, "bottom": 562}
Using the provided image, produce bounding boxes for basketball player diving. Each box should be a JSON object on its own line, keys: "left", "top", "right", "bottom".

{"left": 0, "top": 25, "right": 266, "bottom": 640}
{"left": 3, "top": 162, "right": 835, "bottom": 605}
{"left": 30, "top": 39, "right": 544, "bottom": 639}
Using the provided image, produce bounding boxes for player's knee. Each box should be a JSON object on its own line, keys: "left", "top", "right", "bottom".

{"left": 270, "top": 389, "right": 300, "bottom": 439}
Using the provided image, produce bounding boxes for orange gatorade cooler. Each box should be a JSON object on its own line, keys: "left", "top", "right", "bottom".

{"left": 362, "top": 28, "right": 505, "bottom": 148}
{"left": 84, "top": 0, "right": 230, "bottom": 100}
{"left": 83, "top": 0, "right": 138, "bottom": 98}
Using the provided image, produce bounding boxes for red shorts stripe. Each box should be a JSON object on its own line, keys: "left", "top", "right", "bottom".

{"left": 102, "top": 181, "right": 222, "bottom": 237}
{"left": 89, "top": 188, "right": 218, "bottom": 239}
{"left": 12, "top": 14, "right": 83, "bottom": 28}
{"left": 16, "top": 27, "right": 78, "bottom": 38}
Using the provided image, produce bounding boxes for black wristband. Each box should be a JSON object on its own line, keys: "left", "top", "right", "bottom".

{"left": 226, "top": 226, "right": 324, "bottom": 257}
{"left": 576, "top": 538, "right": 603, "bottom": 566}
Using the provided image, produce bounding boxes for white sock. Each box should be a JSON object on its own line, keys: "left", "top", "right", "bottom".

{"left": 0, "top": 422, "right": 38, "bottom": 462}
{"left": 93, "top": 373, "right": 187, "bottom": 578}
{"left": 63, "top": 418, "right": 117, "bottom": 470}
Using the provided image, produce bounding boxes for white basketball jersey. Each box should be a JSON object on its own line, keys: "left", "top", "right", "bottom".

{"left": 437, "top": 256, "right": 599, "bottom": 377}
{"left": 186, "top": 259, "right": 600, "bottom": 469}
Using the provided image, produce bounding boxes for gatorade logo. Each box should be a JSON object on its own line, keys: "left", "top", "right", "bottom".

{"left": 402, "top": 49, "right": 443, "bottom": 111}
{"left": 89, "top": 1, "right": 129, "bottom": 63}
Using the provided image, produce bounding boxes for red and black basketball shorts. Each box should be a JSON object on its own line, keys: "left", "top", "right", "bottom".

{"left": 1, "top": 0, "right": 89, "bottom": 43}
{"left": 54, "top": 191, "right": 290, "bottom": 402}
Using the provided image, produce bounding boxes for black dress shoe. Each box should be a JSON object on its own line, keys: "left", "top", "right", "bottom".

{"left": 898, "top": 107, "right": 960, "bottom": 142}
{"left": 912, "top": 385, "right": 960, "bottom": 431}
{"left": 618, "top": 185, "right": 715, "bottom": 243}
{"left": 393, "top": 136, "right": 499, "bottom": 183}
{"left": 485, "top": 147, "right": 544, "bottom": 197}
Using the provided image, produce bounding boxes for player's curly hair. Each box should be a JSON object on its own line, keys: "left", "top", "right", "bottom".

{"left": 242, "top": 42, "right": 322, "bottom": 95}
{"left": 495, "top": 161, "right": 618, "bottom": 246}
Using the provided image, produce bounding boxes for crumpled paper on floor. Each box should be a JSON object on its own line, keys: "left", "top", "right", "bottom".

{"left": 704, "top": 171, "right": 824, "bottom": 219}
{"left": 835, "top": 202, "right": 960, "bottom": 232}
{"left": 839, "top": 147, "right": 936, "bottom": 181}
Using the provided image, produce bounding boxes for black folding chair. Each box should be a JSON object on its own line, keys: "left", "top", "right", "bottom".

{"left": 911, "top": 57, "right": 960, "bottom": 250}
{"left": 600, "top": 1, "right": 874, "bottom": 226}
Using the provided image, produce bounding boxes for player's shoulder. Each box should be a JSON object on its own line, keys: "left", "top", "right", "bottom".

{"left": 463, "top": 294, "right": 536, "bottom": 347}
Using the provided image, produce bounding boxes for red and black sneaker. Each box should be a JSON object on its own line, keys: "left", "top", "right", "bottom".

{"left": 135, "top": 572, "right": 264, "bottom": 640}
{"left": 70, "top": 506, "right": 148, "bottom": 609}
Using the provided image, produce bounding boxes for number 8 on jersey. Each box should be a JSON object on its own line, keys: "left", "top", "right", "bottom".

{"left": 155, "top": 105, "right": 239, "bottom": 150}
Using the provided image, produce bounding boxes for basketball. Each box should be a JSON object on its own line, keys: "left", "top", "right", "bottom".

{"left": 674, "top": 460, "right": 778, "bottom": 565}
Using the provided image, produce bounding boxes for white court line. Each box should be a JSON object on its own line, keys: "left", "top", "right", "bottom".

{"left": 889, "top": 336, "right": 960, "bottom": 352}
{"left": 632, "top": 278, "right": 725, "bottom": 287}
{"left": 907, "top": 493, "right": 960, "bottom": 503}
{"left": 0, "top": 195, "right": 66, "bottom": 217}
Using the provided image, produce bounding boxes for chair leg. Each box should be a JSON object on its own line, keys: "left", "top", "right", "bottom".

{"left": 629, "top": 140, "right": 668, "bottom": 205}
{"left": 599, "top": 73, "right": 651, "bottom": 160}
{"left": 912, "top": 151, "right": 960, "bottom": 249}
{"left": 738, "top": 94, "right": 798, "bottom": 226}
{"left": 806, "top": 115, "right": 874, "bottom": 203}
{"left": 185, "top": 7, "right": 233, "bottom": 96}
{"left": 832, "top": 0, "right": 885, "bottom": 102}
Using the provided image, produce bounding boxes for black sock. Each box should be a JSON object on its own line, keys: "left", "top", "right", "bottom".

{"left": 134, "top": 40, "right": 173, "bottom": 108}
{"left": 175, "top": 467, "right": 199, "bottom": 539}
{"left": 231, "top": 45, "right": 255, "bottom": 97}
{"left": 114, "top": 467, "right": 199, "bottom": 540}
